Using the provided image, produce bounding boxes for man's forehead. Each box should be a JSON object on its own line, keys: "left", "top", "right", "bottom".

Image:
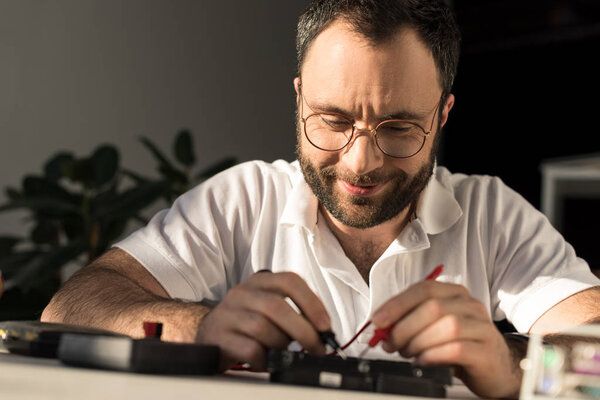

{"left": 300, "top": 21, "right": 441, "bottom": 113}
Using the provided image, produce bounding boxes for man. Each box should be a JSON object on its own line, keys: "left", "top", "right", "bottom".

{"left": 42, "top": 1, "right": 600, "bottom": 398}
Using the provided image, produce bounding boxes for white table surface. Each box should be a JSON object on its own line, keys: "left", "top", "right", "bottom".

{"left": 0, "top": 351, "right": 477, "bottom": 400}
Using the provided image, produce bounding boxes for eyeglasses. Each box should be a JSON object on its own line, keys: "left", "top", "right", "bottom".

{"left": 299, "top": 86, "right": 442, "bottom": 159}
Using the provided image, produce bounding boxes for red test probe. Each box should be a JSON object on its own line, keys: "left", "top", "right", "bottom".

{"left": 356, "top": 264, "right": 444, "bottom": 358}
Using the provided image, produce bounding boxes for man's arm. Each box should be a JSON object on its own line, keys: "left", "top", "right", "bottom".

{"left": 530, "top": 286, "right": 600, "bottom": 351}
{"left": 41, "top": 247, "right": 211, "bottom": 342}
{"left": 530, "top": 286, "right": 600, "bottom": 334}
{"left": 42, "top": 247, "right": 332, "bottom": 371}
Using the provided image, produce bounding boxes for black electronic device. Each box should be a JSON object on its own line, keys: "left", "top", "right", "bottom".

{"left": 267, "top": 349, "right": 452, "bottom": 398}
{"left": 57, "top": 332, "right": 220, "bottom": 375}
{"left": 0, "top": 320, "right": 220, "bottom": 375}
{"left": 0, "top": 320, "right": 122, "bottom": 358}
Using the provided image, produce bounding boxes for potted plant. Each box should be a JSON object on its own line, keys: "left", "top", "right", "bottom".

{"left": 0, "top": 130, "right": 235, "bottom": 320}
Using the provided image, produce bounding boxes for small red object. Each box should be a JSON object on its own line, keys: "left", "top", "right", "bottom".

{"left": 143, "top": 321, "right": 163, "bottom": 339}
{"left": 367, "top": 265, "right": 444, "bottom": 348}
{"left": 368, "top": 326, "right": 392, "bottom": 347}
{"left": 425, "top": 264, "right": 444, "bottom": 281}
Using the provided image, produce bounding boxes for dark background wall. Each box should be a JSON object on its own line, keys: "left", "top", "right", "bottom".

{"left": 443, "top": 0, "right": 600, "bottom": 270}
{"left": 0, "top": 0, "right": 306, "bottom": 236}
{"left": 1, "top": 0, "right": 599, "bottom": 268}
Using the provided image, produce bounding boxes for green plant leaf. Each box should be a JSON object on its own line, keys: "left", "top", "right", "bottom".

{"left": 102, "top": 219, "right": 128, "bottom": 244}
{"left": 121, "top": 169, "right": 151, "bottom": 184}
{"left": 91, "top": 145, "right": 119, "bottom": 188}
{"left": 30, "top": 220, "right": 59, "bottom": 246}
{"left": 140, "top": 136, "right": 174, "bottom": 171}
{"left": 92, "top": 181, "right": 165, "bottom": 221}
{"left": 63, "top": 217, "right": 85, "bottom": 242}
{"left": 158, "top": 164, "right": 188, "bottom": 185}
{"left": 0, "top": 236, "right": 22, "bottom": 256}
{"left": 61, "top": 158, "right": 95, "bottom": 186}
{"left": 0, "top": 250, "right": 43, "bottom": 274}
{"left": 22, "top": 175, "right": 79, "bottom": 203}
{"left": 0, "top": 197, "right": 80, "bottom": 215}
{"left": 140, "top": 136, "right": 187, "bottom": 183}
{"left": 5, "top": 187, "right": 22, "bottom": 201}
{"left": 195, "top": 157, "right": 238, "bottom": 181}
{"left": 91, "top": 181, "right": 119, "bottom": 206}
{"left": 44, "top": 152, "right": 75, "bottom": 181}
{"left": 2, "top": 241, "right": 85, "bottom": 292}
{"left": 174, "top": 129, "right": 195, "bottom": 167}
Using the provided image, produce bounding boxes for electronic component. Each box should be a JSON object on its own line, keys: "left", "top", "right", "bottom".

{"left": 0, "top": 320, "right": 220, "bottom": 375}
{"left": 267, "top": 349, "right": 452, "bottom": 397}
{"left": 57, "top": 320, "right": 219, "bottom": 374}
{"left": 520, "top": 324, "right": 600, "bottom": 399}
{"left": 355, "top": 264, "right": 445, "bottom": 360}
{"left": 318, "top": 331, "right": 347, "bottom": 359}
{"left": 0, "top": 320, "right": 123, "bottom": 358}
{"left": 57, "top": 331, "right": 220, "bottom": 375}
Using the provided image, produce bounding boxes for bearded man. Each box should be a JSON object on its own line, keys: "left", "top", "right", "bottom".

{"left": 42, "top": 1, "right": 600, "bottom": 398}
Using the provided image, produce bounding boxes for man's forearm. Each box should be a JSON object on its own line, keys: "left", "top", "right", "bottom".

{"left": 500, "top": 334, "right": 528, "bottom": 399}
{"left": 41, "top": 266, "right": 210, "bottom": 342}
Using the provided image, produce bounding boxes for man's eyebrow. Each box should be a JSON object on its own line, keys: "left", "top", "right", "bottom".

{"left": 381, "top": 110, "right": 425, "bottom": 121}
{"left": 307, "top": 100, "right": 351, "bottom": 116}
{"left": 307, "top": 100, "right": 425, "bottom": 121}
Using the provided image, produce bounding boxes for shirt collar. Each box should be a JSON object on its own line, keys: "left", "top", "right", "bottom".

{"left": 278, "top": 161, "right": 319, "bottom": 234}
{"left": 278, "top": 161, "right": 463, "bottom": 236}
{"left": 417, "top": 167, "right": 463, "bottom": 235}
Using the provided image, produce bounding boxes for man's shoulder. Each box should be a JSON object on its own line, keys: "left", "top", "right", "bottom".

{"left": 434, "top": 165, "right": 528, "bottom": 211}
{"left": 434, "top": 166, "right": 506, "bottom": 194}
{"left": 185, "top": 159, "right": 302, "bottom": 207}
{"left": 206, "top": 159, "right": 300, "bottom": 187}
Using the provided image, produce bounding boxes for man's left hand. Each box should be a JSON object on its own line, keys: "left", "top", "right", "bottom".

{"left": 371, "top": 280, "right": 522, "bottom": 399}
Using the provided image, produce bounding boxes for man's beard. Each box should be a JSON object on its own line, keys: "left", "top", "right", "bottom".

{"left": 296, "top": 124, "right": 437, "bottom": 230}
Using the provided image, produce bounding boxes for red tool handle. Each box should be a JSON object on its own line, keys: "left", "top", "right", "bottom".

{"left": 368, "top": 264, "right": 444, "bottom": 347}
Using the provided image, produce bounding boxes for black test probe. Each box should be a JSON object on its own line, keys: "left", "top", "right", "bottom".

{"left": 319, "top": 331, "right": 347, "bottom": 359}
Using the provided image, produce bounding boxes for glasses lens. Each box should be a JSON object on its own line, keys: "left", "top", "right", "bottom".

{"left": 376, "top": 120, "right": 426, "bottom": 158}
{"left": 304, "top": 114, "right": 353, "bottom": 151}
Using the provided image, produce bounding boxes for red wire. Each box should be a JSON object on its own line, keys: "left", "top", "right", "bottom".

{"left": 340, "top": 320, "right": 372, "bottom": 350}
{"left": 235, "top": 265, "right": 444, "bottom": 362}
{"left": 328, "top": 264, "right": 444, "bottom": 354}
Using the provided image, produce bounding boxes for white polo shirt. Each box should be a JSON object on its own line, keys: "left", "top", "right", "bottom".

{"left": 115, "top": 160, "right": 599, "bottom": 358}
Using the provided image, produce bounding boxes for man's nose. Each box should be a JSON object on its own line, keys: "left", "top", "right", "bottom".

{"left": 340, "top": 128, "right": 384, "bottom": 176}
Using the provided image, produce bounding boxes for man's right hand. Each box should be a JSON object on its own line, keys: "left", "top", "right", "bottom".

{"left": 195, "top": 271, "right": 331, "bottom": 371}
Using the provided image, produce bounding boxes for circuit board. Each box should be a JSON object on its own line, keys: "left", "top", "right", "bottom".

{"left": 267, "top": 349, "right": 452, "bottom": 397}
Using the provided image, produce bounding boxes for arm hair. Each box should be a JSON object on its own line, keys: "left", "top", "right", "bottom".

{"left": 41, "top": 248, "right": 210, "bottom": 342}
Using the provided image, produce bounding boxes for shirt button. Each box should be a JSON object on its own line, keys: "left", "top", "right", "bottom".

{"left": 410, "top": 233, "right": 419, "bottom": 242}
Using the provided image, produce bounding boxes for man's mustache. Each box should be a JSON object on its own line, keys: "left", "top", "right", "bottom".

{"left": 318, "top": 166, "right": 406, "bottom": 186}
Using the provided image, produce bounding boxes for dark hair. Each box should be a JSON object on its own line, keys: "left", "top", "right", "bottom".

{"left": 296, "top": 0, "right": 461, "bottom": 96}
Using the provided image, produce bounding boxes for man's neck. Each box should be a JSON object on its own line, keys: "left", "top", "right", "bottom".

{"left": 320, "top": 204, "right": 411, "bottom": 246}
{"left": 319, "top": 204, "right": 414, "bottom": 283}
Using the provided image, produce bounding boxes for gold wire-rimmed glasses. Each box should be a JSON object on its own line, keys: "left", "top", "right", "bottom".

{"left": 299, "top": 86, "right": 442, "bottom": 159}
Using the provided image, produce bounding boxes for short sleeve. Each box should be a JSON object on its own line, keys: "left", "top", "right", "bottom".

{"left": 114, "top": 161, "right": 275, "bottom": 302}
{"left": 486, "top": 177, "right": 600, "bottom": 332}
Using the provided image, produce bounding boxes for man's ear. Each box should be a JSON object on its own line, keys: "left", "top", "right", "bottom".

{"left": 293, "top": 77, "right": 302, "bottom": 103}
{"left": 440, "top": 93, "right": 455, "bottom": 128}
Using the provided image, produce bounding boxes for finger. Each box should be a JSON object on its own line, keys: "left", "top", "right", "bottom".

{"left": 228, "top": 285, "right": 325, "bottom": 354}
{"left": 414, "top": 339, "right": 478, "bottom": 368}
{"left": 400, "top": 315, "right": 489, "bottom": 358}
{"left": 415, "top": 337, "right": 521, "bottom": 399}
{"left": 384, "top": 296, "right": 491, "bottom": 352}
{"left": 372, "top": 281, "right": 470, "bottom": 328}
{"left": 229, "top": 309, "right": 291, "bottom": 349}
{"left": 213, "top": 331, "right": 269, "bottom": 371}
{"left": 247, "top": 271, "right": 331, "bottom": 331}
{"left": 413, "top": 330, "right": 506, "bottom": 375}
